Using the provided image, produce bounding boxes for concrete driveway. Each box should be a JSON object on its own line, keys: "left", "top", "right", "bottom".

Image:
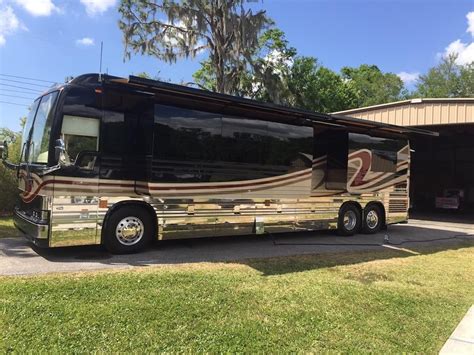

{"left": 1, "top": 219, "right": 473, "bottom": 276}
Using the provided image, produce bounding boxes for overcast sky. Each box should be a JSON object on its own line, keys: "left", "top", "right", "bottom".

{"left": 0, "top": 0, "right": 473, "bottom": 131}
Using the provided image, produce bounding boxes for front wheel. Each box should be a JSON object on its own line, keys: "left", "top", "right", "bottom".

{"left": 103, "top": 206, "right": 154, "bottom": 254}
{"left": 337, "top": 204, "right": 361, "bottom": 236}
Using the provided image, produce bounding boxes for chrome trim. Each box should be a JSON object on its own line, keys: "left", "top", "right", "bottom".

{"left": 14, "top": 208, "right": 49, "bottom": 240}
{"left": 366, "top": 210, "right": 379, "bottom": 229}
{"left": 343, "top": 210, "right": 357, "bottom": 231}
{"left": 49, "top": 195, "right": 99, "bottom": 247}
{"left": 115, "top": 216, "right": 144, "bottom": 246}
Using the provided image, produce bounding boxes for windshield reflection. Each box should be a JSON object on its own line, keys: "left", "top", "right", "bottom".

{"left": 21, "top": 99, "right": 40, "bottom": 161}
{"left": 22, "top": 91, "right": 59, "bottom": 164}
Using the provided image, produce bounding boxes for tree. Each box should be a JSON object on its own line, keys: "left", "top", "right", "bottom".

{"left": 192, "top": 59, "right": 218, "bottom": 91}
{"left": 414, "top": 54, "right": 474, "bottom": 98}
{"left": 135, "top": 71, "right": 162, "bottom": 80}
{"left": 288, "top": 57, "right": 357, "bottom": 113}
{"left": 459, "top": 62, "right": 474, "bottom": 97}
{"left": 193, "top": 27, "right": 408, "bottom": 111}
{"left": 193, "top": 28, "right": 296, "bottom": 103}
{"left": 0, "top": 126, "right": 23, "bottom": 214}
{"left": 118, "top": 0, "right": 272, "bottom": 94}
{"left": 341, "top": 64, "right": 405, "bottom": 108}
{"left": 248, "top": 28, "right": 296, "bottom": 104}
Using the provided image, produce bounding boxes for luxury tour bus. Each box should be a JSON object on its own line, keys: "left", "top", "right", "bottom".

{"left": 0, "top": 74, "right": 436, "bottom": 253}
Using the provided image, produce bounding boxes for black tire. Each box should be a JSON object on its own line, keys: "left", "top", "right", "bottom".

{"left": 337, "top": 204, "right": 361, "bottom": 236}
{"left": 362, "top": 204, "right": 383, "bottom": 234}
{"left": 103, "top": 206, "right": 154, "bottom": 254}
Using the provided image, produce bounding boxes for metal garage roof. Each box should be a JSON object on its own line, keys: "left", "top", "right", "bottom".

{"left": 333, "top": 98, "right": 474, "bottom": 127}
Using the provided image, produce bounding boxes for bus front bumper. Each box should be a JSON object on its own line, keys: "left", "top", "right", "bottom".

{"left": 14, "top": 208, "right": 50, "bottom": 248}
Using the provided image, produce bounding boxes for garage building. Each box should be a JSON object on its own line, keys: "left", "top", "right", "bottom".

{"left": 334, "top": 98, "right": 474, "bottom": 215}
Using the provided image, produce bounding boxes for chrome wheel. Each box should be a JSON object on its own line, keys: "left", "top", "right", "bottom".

{"left": 366, "top": 210, "right": 379, "bottom": 229}
{"left": 115, "top": 216, "right": 144, "bottom": 246}
{"left": 343, "top": 210, "right": 357, "bottom": 231}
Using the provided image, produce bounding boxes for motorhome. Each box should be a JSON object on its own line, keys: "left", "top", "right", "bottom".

{"left": 0, "top": 74, "right": 436, "bottom": 253}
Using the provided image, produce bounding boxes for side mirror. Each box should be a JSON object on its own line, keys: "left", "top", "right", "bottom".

{"left": 54, "top": 139, "right": 66, "bottom": 163}
{"left": 0, "top": 140, "right": 8, "bottom": 160}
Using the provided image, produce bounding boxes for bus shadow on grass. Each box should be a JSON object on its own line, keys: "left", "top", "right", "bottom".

{"left": 16, "top": 224, "right": 474, "bottom": 275}
{"left": 238, "top": 225, "right": 474, "bottom": 275}
{"left": 242, "top": 239, "right": 474, "bottom": 276}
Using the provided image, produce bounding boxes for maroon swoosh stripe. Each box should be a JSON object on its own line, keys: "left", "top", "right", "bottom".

{"left": 137, "top": 170, "right": 311, "bottom": 191}
{"left": 22, "top": 170, "right": 311, "bottom": 202}
{"left": 22, "top": 179, "right": 136, "bottom": 203}
{"left": 141, "top": 174, "right": 312, "bottom": 196}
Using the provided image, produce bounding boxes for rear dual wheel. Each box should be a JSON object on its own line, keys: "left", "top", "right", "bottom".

{"left": 337, "top": 203, "right": 384, "bottom": 236}
{"left": 337, "top": 204, "right": 361, "bottom": 236}
{"left": 362, "top": 204, "right": 383, "bottom": 234}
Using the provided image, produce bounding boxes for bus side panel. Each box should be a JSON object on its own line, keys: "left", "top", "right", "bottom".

{"left": 386, "top": 143, "right": 410, "bottom": 224}
{"left": 48, "top": 86, "right": 103, "bottom": 247}
{"left": 309, "top": 131, "right": 410, "bottom": 228}
{"left": 146, "top": 103, "right": 315, "bottom": 238}
{"left": 346, "top": 133, "right": 409, "bottom": 224}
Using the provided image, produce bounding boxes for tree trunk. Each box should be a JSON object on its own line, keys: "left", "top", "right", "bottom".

{"left": 215, "top": 52, "right": 226, "bottom": 93}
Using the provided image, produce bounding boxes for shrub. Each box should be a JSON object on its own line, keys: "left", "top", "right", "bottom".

{"left": 0, "top": 128, "right": 22, "bottom": 215}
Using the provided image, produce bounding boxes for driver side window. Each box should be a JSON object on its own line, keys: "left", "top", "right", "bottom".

{"left": 61, "top": 115, "right": 100, "bottom": 169}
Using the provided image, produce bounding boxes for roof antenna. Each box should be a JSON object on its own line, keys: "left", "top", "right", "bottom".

{"left": 99, "top": 41, "right": 103, "bottom": 82}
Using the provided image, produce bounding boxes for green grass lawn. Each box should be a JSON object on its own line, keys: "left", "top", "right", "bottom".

{"left": 0, "top": 217, "right": 18, "bottom": 238}
{"left": 1, "top": 246, "right": 473, "bottom": 352}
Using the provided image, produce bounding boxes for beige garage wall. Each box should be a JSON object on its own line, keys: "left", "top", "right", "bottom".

{"left": 333, "top": 98, "right": 474, "bottom": 127}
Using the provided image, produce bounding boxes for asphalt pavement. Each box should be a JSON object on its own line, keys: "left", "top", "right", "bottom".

{"left": 1, "top": 219, "right": 473, "bottom": 276}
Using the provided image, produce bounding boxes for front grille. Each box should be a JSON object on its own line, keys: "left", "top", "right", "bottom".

{"left": 17, "top": 195, "right": 50, "bottom": 222}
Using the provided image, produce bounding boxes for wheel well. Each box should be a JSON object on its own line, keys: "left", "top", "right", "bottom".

{"left": 340, "top": 201, "right": 363, "bottom": 216}
{"left": 101, "top": 201, "right": 157, "bottom": 244}
{"left": 364, "top": 201, "right": 386, "bottom": 226}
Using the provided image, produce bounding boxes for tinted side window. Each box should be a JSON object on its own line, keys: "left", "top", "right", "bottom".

{"left": 266, "top": 122, "right": 313, "bottom": 169}
{"left": 326, "top": 130, "right": 348, "bottom": 189}
{"left": 349, "top": 133, "right": 399, "bottom": 173}
{"left": 153, "top": 103, "right": 314, "bottom": 183}
{"left": 102, "top": 92, "right": 154, "bottom": 154}
{"left": 372, "top": 150, "right": 397, "bottom": 172}
{"left": 153, "top": 104, "right": 222, "bottom": 182}
{"left": 221, "top": 116, "right": 267, "bottom": 164}
{"left": 100, "top": 91, "right": 153, "bottom": 180}
{"left": 154, "top": 104, "right": 221, "bottom": 161}
{"left": 314, "top": 129, "right": 349, "bottom": 190}
{"left": 62, "top": 87, "right": 102, "bottom": 118}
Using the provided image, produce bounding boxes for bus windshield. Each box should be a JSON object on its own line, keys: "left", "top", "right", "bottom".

{"left": 23, "top": 91, "right": 59, "bottom": 164}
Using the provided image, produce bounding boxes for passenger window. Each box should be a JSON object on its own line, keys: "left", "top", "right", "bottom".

{"left": 100, "top": 91, "right": 154, "bottom": 180}
{"left": 371, "top": 149, "right": 397, "bottom": 172}
{"left": 153, "top": 103, "right": 314, "bottom": 183}
{"left": 325, "top": 130, "right": 349, "bottom": 190}
{"left": 221, "top": 116, "right": 267, "bottom": 165}
{"left": 62, "top": 87, "right": 102, "bottom": 118}
{"left": 349, "top": 133, "right": 399, "bottom": 173}
{"left": 61, "top": 115, "right": 99, "bottom": 167}
{"left": 265, "top": 122, "right": 313, "bottom": 169}
{"left": 154, "top": 104, "right": 221, "bottom": 161}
